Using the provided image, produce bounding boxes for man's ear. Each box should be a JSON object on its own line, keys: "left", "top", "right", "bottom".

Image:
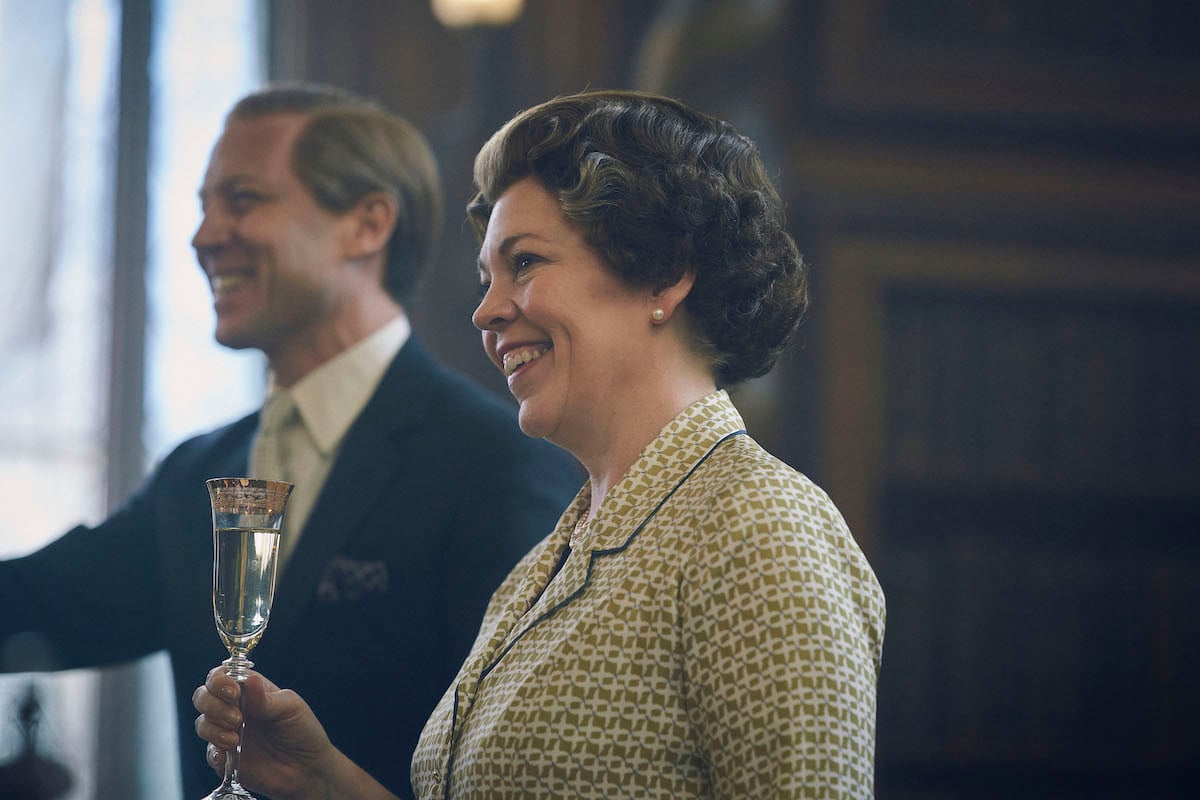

{"left": 650, "top": 269, "right": 696, "bottom": 323}
{"left": 344, "top": 191, "right": 398, "bottom": 260}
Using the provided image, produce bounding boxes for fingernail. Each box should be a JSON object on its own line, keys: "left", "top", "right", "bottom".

{"left": 219, "top": 684, "right": 236, "bottom": 700}
{"left": 221, "top": 731, "right": 239, "bottom": 748}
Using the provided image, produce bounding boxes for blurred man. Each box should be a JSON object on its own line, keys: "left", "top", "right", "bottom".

{"left": 0, "top": 84, "right": 579, "bottom": 797}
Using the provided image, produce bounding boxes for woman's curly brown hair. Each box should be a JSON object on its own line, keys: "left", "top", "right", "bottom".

{"left": 468, "top": 90, "right": 807, "bottom": 386}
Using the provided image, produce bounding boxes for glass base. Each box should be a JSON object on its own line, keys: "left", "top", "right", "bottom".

{"left": 205, "top": 781, "right": 256, "bottom": 800}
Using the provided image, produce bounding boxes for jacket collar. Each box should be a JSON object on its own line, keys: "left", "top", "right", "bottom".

{"left": 446, "top": 391, "right": 747, "bottom": 748}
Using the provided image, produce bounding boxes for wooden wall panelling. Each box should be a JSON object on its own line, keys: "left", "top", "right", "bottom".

{"left": 825, "top": 236, "right": 1200, "bottom": 796}
{"left": 815, "top": 0, "right": 1200, "bottom": 134}
{"left": 824, "top": 235, "right": 1200, "bottom": 554}
{"left": 269, "top": 0, "right": 465, "bottom": 131}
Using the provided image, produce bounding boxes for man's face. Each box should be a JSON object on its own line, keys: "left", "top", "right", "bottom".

{"left": 192, "top": 113, "right": 351, "bottom": 358}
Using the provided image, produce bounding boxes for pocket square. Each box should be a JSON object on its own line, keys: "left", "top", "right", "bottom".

{"left": 316, "top": 556, "right": 389, "bottom": 604}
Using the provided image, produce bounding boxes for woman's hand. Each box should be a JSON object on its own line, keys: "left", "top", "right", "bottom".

{"left": 194, "top": 666, "right": 403, "bottom": 800}
{"left": 193, "top": 666, "right": 337, "bottom": 800}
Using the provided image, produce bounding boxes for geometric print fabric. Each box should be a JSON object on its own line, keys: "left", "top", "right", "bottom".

{"left": 411, "top": 390, "right": 885, "bottom": 799}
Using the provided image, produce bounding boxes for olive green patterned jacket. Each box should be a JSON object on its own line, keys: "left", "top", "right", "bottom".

{"left": 412, "top": 391, "right": 885, "bottom": 799}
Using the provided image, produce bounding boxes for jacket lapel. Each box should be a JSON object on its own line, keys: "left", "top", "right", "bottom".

{"left": 443, "top": 392, "right": 746, "bottom": 762}
{"left": 265, "top": 338, "right": 439, "bottom": 641}
{"left": 192, "top": 416, "right": 258, "bottom": 561}
{"left": 490, "top": 391, "right": 748, "bottom": 663}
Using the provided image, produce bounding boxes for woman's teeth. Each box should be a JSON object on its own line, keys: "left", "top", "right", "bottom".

{"left": 503, "top": 346, "right": 548, "bottom": 376}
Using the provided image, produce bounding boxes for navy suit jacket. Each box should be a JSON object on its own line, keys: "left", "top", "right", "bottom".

{"left": 0, "top": 338, "right": 581, "bottom": 798}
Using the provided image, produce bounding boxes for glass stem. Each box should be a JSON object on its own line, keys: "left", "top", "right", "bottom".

{"left": 218, "top": 650, "right": 253, "bottom": 793}
{"left": 222, "top": 695, "right": 244, "bottom": 786}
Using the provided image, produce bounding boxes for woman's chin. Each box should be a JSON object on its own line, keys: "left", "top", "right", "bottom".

{"left": 515, "top": 399, "right": 560, "bottom": 442}
{"left": 516, "top": 406, "right": 547, "bottom": 439}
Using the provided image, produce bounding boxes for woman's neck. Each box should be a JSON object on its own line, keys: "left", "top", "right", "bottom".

{"left": 573, "top": 371, "right": 717, "bottom": 515}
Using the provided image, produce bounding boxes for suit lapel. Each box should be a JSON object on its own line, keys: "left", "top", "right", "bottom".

{"left": 265, "top": 339, "right": 439, "bottom": 642}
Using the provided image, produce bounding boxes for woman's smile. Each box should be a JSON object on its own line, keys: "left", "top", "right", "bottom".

{"left": 502, "top": 344, "right": 552, "bottom": 378}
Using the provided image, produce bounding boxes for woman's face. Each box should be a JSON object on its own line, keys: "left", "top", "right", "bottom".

{"left": 473, "top": 177, "right": 655, "bottom": 448}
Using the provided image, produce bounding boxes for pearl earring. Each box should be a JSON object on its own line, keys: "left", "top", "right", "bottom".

{"left": 651, "top": 308, "right": 665, "bottom": 322}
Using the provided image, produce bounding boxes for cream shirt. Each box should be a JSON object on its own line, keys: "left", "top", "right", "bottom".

{"left": 252, "top": 314, "right": 410, "bottom": 569}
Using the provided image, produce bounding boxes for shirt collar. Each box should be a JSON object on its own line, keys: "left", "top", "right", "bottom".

{"left": 268, "top": 314, "right": 411, "bottom": 455}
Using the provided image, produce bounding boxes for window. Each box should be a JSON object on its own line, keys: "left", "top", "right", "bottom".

{"left": 0, "top": 1, "right": 262, "bottom": 796}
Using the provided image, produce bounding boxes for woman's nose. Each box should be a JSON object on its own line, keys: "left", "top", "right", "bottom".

{"left": 472, "top": 282, "right": 515, "bottom": 331}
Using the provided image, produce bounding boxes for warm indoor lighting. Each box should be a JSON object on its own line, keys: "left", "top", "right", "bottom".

{"left": 431, "top": 0, "right": 524, "bottom": 27}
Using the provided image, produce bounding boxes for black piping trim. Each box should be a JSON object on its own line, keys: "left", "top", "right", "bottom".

{"left": 478, "top": 429, "right": 747, "bottom": 683}
{"left": 440, "top": 428, "right": 747, "bottom": 797}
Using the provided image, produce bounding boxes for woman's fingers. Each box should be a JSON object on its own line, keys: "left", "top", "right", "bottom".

{"left": 206, "top": 665, "right": 242, "bottom": 701}
{"left": 193, "top": 683, "right": 241, "bottom": 725}
{"left": 193, "top": 664, "right": 247, "bottom": 752}
{"left": 195, "top": 705, "right": 241, "bottom": 750}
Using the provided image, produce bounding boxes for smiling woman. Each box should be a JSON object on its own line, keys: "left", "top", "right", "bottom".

{"left": 422, "top": 89, "right": 883, "bottom": 799}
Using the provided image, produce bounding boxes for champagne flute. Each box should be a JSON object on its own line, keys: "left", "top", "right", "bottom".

{"left": 205, "top": 477, "right": 293, "bottom": 800}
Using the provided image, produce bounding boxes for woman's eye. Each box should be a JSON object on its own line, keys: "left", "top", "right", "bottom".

{"left": 513, "top": 253, "right": 540, "bottom": 271}
{"left": 477, "top": 280, "right": 491, "bottom": 298}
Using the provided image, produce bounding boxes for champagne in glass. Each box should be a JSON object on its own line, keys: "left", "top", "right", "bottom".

{"left": 205, "top": 478, "right": 292, "bottom": 800}
{"left": 213, "top": 526, "right": 280, "bottom": 655}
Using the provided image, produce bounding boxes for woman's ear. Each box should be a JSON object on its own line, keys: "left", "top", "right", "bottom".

{"left": 344, "top": 191, "right": 398, "bottom": 261}
{"left": 650, "top": 270, "right": 696, "bottom": 324}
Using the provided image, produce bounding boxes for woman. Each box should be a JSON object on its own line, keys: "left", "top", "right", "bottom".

{"left": 195, "top": 90, "right": 885, "bottom": 799}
